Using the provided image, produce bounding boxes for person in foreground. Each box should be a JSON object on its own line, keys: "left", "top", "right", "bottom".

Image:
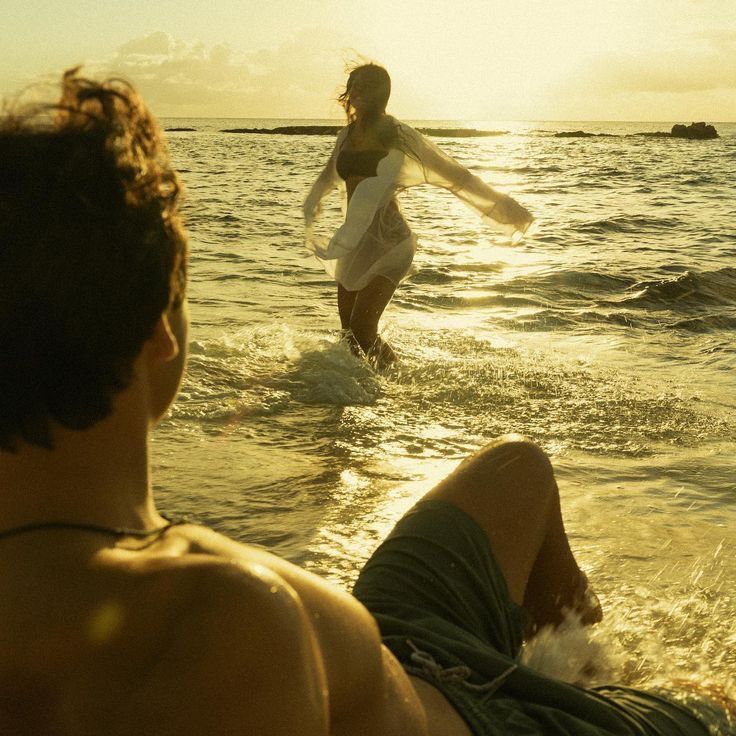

{"left": 0, "top": 72, "right": 732, "bottom": 736}
{"left": 303, "top": 62, "right": 534, "bottom": 369}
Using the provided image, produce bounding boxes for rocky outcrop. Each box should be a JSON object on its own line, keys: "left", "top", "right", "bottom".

{"left": 219, "top": 125, "right": 507, "bottom": 137}
{"left": 505, "top": 125, "right": 719, "bottom": 140}
{"left": 221, "top": 125, "right": 342, "bottom": 135}
{"left": 554, "top": 130, "right": 614, "bottom": 138}
{"left": 417, "top": 128, "right": 507, "bottom": 137}
{"left": 670, "top": 122, "right": 718, "bottom": 139}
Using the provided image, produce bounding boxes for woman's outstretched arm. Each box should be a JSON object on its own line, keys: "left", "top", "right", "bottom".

{"left": 399, "top": 123, "right": 534, "bottom": 236}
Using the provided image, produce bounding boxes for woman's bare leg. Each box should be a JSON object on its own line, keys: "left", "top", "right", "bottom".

{"left": 423, "top": 435, "right": 602, "bottom": 634}
{"left": 337, "top": 283, "right": 364, "bottom": 356}
{"left": 347, "top": 276, "right": 398, "bottom": 369}
{"left": 337, "top": 283, "right": 358, "bottom": 331}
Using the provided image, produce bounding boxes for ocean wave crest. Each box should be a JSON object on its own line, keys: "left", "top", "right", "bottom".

{"left": 620, "top": 267, "right": 736, "bottom": 308}
{"left": 574, "top": 215, "right": 683, "bottom": 234}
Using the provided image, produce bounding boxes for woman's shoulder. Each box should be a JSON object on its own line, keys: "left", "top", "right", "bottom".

{"left": 377, "top": 115, "right": 412, "bottom": 149}
{"left": 387, "top": 118, "right": 425, "bottom": 146}
{"left": 382, "top": 115, "right": 407, "bottom": 134}
{"left": 382, "top": 118, "right": 428, "bottom": 161}
{"left": 385, "top": 116, "right": 416, "bottom": 134}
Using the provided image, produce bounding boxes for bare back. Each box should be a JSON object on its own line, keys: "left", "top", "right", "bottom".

{"left": 0, "top": 523, "right": 470, "bottom": 735}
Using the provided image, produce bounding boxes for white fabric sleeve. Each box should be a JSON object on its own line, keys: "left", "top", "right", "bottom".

{"left": 303, "top": 129, "right": 346, "bottom": 226}
{"left": 398, "top": 124, "right": 534, "bottom": 236}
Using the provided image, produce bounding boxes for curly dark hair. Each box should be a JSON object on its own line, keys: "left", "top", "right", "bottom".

{"left": 0, "top": 68, "right": 188, "bottom": 451}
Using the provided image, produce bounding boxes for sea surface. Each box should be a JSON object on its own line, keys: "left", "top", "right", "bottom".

{"left": 155, "top": 117, "right": 735, "bottom": 714}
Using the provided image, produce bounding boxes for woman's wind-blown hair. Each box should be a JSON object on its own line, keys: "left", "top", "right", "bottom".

{"left": 338, "top": 63, "right": 391, "bottom": 126}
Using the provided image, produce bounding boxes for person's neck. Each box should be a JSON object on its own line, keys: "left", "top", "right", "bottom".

{"left": 353, "top": 111, "right": 386, "bottom": 130}
{"left": 0, "top": 399, "right": 162, "bottom": 533}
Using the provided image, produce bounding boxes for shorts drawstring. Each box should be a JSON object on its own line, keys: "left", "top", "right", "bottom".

{"left": 406, "top": 640, "right": 518, "bottom": 700}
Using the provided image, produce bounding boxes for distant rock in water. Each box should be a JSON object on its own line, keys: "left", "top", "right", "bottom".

{"left": 552, "top": 124, "right": 720, "bottom": 139}
{"left": 220, "top": 125, "right": 507, "bottom": 137}
{"left": 222, "top": 126, "right": 341, "bottom": 135}
{"left": 670, "top": 122, "right": 718, "bottom": 139}
{"left": 554, "top": 130, "right": 615, "bottom": 138}
{"left": 165, "top": 127, "right": 197, "bottom": 132}
{"left": 632, "top": 122, "right": 719, "bottom": 139}
{"left": 416, "top": 128, "right": 507, "bottom": 137}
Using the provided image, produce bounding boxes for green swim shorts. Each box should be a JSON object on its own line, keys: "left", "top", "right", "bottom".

{"left": 352, "top": 499, "right": 708, "bottom": 736}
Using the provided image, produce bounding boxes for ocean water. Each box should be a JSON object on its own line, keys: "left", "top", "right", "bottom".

{"left": 156, "top": 118, "right": 735, "bottom": 711}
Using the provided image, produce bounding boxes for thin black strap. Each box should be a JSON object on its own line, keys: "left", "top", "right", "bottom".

{"left": 0, "top": 517, "right": 181, "bottom": 543}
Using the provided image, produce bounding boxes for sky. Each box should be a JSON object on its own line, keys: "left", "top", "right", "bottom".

{"left": 2, "top": 0, "right": 735, "bottom": 121}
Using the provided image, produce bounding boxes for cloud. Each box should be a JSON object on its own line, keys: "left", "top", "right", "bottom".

{"left": 117, "top": 31, "right": 173, "bottom": 58}
{"left": 96, "top": 30, "right": 351, "bottom": 117}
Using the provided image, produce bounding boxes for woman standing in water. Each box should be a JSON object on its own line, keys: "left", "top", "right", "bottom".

{"left": 303, "top": 62, "right": 533, "bottom": 368}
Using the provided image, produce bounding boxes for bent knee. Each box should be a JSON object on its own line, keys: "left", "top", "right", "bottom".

{"left": 427, "top": 434, "right": 556, "bottom": 523}
{"left": 479, "top": 434, "right": 552, "bottom": 474}
{"left": 464, "top": 435, "right": 555, "bottom": 499}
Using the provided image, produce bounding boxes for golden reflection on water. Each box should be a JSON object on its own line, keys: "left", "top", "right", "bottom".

{"left": 338, "top": 468, "right": 366, "bottom": 493}
{"left": 307, "top": 453, "right": 458, "bottom": 583}
{"left": 448, "top": 240, "right": 541, "bottom": 276}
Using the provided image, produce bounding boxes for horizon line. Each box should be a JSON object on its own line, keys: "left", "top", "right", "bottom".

{"left": 159, "top": 116, "right": 735, "bottom": 124}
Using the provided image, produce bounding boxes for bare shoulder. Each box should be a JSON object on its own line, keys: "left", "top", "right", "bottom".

{"left": 120, "top": 552, "right": 329, "bottom": 735}
{"left": 0, "top": 524, "right": 428, "bottom": 735}
{"left": 156, "top": 552, "right": 318, "bottom": 647}
{"left": 154, "top": 523, "right": 430, "bottom": 736}
{"left": 0, "top": 531, "right": 329, "bottom": 735}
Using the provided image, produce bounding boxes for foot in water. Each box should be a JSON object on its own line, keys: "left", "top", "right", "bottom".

{"left": 573, "top": 571, "right": 603, "bottom": 626}
{"left": 523, "top": 571, "right": 606, "bottom": 685}
{"left": 341, "top": 329, "right": 398, "bottom": 372}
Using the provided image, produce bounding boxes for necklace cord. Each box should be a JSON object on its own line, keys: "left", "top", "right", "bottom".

{"left": 0, "top": 517, "right": 176, "bottom": 543}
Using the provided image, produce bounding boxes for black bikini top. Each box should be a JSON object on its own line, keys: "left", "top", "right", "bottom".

{"left": 336, "top": 149, "right": 389, "bottom": 181}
